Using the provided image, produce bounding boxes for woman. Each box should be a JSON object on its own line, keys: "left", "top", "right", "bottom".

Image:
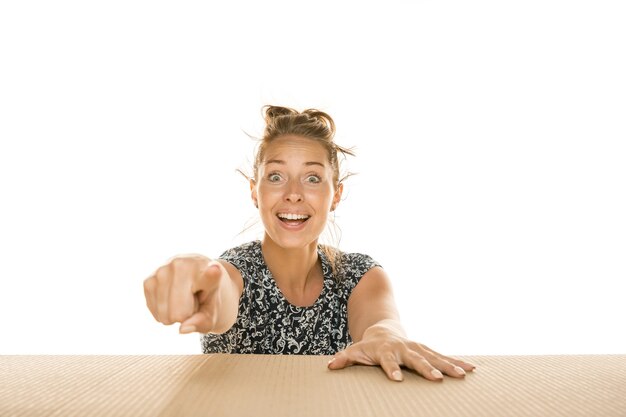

{"left": 143, "top": 105, "right": 475, "bottom": 382}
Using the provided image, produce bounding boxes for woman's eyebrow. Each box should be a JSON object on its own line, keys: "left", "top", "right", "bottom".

{"left": 304, "top": 161, "right": 325, "bottom": 167}
{"left": 264, "top": 159, "right": 285, "bottom": 165}
{"left": 264, "top": 159, "right": 325, "bottom": 167}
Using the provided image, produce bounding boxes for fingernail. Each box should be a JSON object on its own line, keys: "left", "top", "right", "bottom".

{"left": 180, "top": 325, "right": 196, "bottom": 334}
{"left": 454, "top": 366, "right": 466, "bottom": 375}
{"left": 392, "top": 370, "right": 403, "bottom": 381}
{"left": 327, "top": 357, "right": 336, "bottom": 366}
{"left": 431, "top": 369, "right": 444, "bottom": 379}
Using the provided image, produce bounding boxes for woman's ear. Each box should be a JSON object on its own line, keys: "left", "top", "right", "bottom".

{"left": 331, "top": 183, "right": 343, "bottom": 211}
{"left": 250, "top": 179, "right": 258, "bottom": 208}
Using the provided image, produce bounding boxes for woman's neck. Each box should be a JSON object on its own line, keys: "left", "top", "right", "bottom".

{"left": 261, "top": 235, "right": 322, "bottom": 304}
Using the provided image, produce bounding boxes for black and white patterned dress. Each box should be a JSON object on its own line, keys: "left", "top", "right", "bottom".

{"left": 201, "top": 240, "right": 381, "bottom": 355}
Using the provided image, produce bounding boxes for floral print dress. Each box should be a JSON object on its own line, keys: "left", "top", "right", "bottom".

{"left": 201, "top": 240, "right": 380, "bottom": 355}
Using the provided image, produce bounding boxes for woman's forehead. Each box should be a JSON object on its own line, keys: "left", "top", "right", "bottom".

{"left": 263, "top": 135, "right": 329, "bottom": 162}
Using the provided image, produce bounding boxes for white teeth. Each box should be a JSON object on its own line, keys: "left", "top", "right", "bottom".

{"left": 277, "top": 213, "right": 310, "bottom": 220}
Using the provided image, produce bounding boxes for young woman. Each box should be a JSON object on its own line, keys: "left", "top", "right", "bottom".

{"left": 143, "top": 106, "right": 475, "bottom": 382}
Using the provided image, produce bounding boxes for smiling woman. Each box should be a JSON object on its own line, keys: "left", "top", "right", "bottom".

{"left": 254, "top": 136, "right": 339, "bottom": 253}
{"left": 143, "top": 106, "right": 475, "bottom": 382}
{"left": 248, "top": 106, "right": 355, "bottom": 279}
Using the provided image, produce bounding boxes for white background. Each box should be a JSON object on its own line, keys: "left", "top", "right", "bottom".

{"left": 1, "top": 1, "right": 624, "bottom": 355}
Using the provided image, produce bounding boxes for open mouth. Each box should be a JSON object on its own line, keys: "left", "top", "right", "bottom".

{"left": 277, "top": 213, "right": 311, "bottom": 226}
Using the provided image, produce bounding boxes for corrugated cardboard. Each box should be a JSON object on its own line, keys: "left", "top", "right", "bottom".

{"left": 1, "top": 354, "right": 625, "bottom": 416}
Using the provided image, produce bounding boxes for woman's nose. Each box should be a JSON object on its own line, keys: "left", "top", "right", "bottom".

{"left": 284, "top": 181, "right": 303, "bottom": 203}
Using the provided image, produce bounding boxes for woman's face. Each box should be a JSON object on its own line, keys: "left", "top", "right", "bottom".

{"left": 251, "top": 135, "right": 342, "bottom": 250}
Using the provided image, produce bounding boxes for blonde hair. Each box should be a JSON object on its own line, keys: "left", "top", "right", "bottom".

{"left": 251, "top": 105, "right": 355, "bottom": 279}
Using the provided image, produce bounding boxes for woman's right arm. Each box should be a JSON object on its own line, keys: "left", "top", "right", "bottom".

{"left": 143, "top": 256, "right": 243, "bottom": 334}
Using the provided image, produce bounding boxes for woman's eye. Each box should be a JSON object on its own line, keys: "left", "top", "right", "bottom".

{"left": 268, "top": 173, "right": 282, "bottom": 182}
{"left": 306, "top": 175, "right": 321, "bottom": 184}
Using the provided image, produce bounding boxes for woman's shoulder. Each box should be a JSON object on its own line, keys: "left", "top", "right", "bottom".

{"left": 220, "top": 240, "right": 261, "bottom": 256}
{"left": 218, "top": 240, "right": 263, "bottom": 269}
{"left": 339, "top": 251, "right": 382, "bottom": 276}
{"left": 339, "top": 250, "right": 379, "bottom": 265}
{"left": 320, "top": 245, "right": 382, "bottom": 283}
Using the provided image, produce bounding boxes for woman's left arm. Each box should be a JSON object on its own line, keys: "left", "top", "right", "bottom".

{"left": 327, "top": 266, "right": 475, "bottom": 382}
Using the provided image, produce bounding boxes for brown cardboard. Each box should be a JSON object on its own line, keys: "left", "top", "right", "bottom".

{"left": 1, "top": 354, "right": 625, "bottom": 416}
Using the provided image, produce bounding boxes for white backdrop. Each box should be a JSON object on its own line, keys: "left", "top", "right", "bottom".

{"left": 1, "top": 1, "right": 624, "bottom": 355}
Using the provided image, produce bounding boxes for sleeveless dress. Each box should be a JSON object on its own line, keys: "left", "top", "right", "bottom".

{"left": 201, "top": 240, "right": 381, "bottom": 355}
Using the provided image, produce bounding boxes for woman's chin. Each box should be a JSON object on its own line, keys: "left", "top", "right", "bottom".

{"left": 263, "top": 232, "right": 319, "bottom": 251}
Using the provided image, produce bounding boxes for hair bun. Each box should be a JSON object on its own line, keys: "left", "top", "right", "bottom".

{"left": 303, "top": 109, "right": 336, "bottom": 138}
{"left": 263, "top": 105, "right": 298, "bottom": 123}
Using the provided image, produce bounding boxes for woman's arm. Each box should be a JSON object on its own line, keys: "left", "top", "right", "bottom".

{"left": 346, "top": 266, "right": 404, "bottom": 342}
{"left": 328, "top": 267, "right": 475, "bottom": 381}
